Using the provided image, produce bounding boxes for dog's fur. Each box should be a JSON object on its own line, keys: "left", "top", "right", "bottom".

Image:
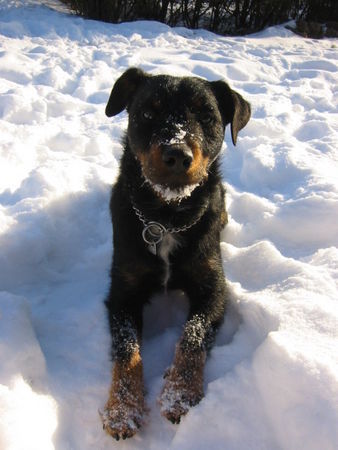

{"left": 101, "top": 68, "right": 250, "bottom": 440}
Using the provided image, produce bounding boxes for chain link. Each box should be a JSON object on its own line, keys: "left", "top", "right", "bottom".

{"left": 132, "top": 204, "right": 203, "bottom": 235}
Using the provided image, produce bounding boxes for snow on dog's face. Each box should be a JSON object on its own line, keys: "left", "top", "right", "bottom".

{"left": 106, "top": 68, "right": 250, "bottom": 200}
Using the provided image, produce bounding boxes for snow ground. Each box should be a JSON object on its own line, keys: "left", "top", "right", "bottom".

{"left": 0, "top": 1, "right": 337, "bottom": 449}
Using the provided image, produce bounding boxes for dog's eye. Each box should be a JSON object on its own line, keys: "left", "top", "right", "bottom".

{"left": 142, "top": 111, "right": 153, "bottom": 121}
{"left": 200, "top": 113, "right": 213, "bottom": 125}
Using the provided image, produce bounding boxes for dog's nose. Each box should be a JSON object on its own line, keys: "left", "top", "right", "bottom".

{"left": 162, "top": 146, "right": 193, "bottom": 173}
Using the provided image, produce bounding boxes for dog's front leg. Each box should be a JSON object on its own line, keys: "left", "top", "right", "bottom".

{"left": 159, "top": 271, "right": 227, "bottom": 424}
{"left": 101, "top": 294, "right": 146, "bottom": 440}
{"left": 159, "top": 318, "right": 207, "bottom": 424}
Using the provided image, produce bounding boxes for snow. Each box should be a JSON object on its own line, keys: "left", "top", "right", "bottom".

{"left": 0, "top": 1, "right": 337, "bottom": 449}
{"left": 145, "top": 178, "right": 201, "bottom": 203}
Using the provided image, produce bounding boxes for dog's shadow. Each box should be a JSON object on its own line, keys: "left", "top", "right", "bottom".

{"left": 136, "top": 288, "right": 245, "bottom": 444}
{"left": 142, "top": 290, "right": 189, "bottom": 381}
{"left": 141, "top": 287, "right": 242, "bottom": 392}
{"left": 141, "top": 282, "right": 275, "bottom": 403}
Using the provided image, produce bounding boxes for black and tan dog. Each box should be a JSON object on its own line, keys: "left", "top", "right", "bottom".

{"left": 101, "top": 68, "right": 250, "bottom": 440}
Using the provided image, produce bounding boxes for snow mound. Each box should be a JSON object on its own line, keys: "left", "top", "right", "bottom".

{"left": 0, "top": 292, "right": 46, "bottom": 384}
{"left": 0, "top": 293, "right": 57, "bottom": 450}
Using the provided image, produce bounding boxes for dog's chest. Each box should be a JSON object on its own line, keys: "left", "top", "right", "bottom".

{"left": 158, "top": 233, "right": 180, "bottom": 288}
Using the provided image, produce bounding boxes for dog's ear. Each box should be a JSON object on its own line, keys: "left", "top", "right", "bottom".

{"left": 210, "top": 80, "right": 251, "bottom": 145}
{"left": 105, "top": 67, "right": 147, "bottom": 117}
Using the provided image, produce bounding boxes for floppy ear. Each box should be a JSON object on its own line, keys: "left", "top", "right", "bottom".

{"left": 210, "top": 80, "right": 251, "bottom": 145}
{"left": 105, "top": 67, "right": 148, "bottom": 117}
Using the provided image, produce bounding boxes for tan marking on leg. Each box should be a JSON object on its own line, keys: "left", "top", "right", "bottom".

{"left": 100, "top": 350, "right": 146, "bottom": 440}
{"left": 159, "top": 345, "right": 206, "bottom": 424}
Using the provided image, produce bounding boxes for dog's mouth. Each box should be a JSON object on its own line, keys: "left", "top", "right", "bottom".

{"left": 143, "top": 176, "right": 201, "bottom": 203}
{"left": 136, "top": 140, "right": 209, "bottom": 202}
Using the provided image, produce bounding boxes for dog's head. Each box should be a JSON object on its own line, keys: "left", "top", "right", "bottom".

{"left": 106, "top": 68, "right": 250, "bottom": 200}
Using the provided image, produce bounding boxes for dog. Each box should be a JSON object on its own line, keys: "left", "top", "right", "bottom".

{"left": 100, "top": 67, "right": 250, "bottom": 440}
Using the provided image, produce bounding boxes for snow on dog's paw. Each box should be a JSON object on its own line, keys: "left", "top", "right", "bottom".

{"left": 100, "top": 352, "right": 147, "bottom": 439}
{"left": 159, "top": 395, "right": 189, "bottom": 424}
{"left": 99, "top": 401, "right": 145, "bottom": 440}
{"left": 159, "top": 369, "right": 203, "bottom": 424}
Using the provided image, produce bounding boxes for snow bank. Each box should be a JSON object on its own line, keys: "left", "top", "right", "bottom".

{"left": 0, "top": 292, "right": 46, "bottom": 385}
{"left": 0, "top": 293, "right": 57, "bottom": 450}
{"left": 0, "top": 376, "right": 57, "bottom": 450}
{"left": 0, "top": 1, "right": 337, "bottom": 449}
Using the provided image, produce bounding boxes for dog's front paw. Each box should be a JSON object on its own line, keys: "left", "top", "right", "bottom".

{"left": 100, "top": 394, "right": 146, "bottom": 440}
{"left": 159, "top": 368, "right": 203, "bottom": 424}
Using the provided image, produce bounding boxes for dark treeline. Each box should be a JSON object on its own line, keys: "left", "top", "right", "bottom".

{"left": 62, "top": 0, "right": 338, "bottom": 35}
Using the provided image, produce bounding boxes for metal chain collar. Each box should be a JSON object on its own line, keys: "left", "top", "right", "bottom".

{"left": 132, "top": 203, "right": 204, "bottom": 255}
